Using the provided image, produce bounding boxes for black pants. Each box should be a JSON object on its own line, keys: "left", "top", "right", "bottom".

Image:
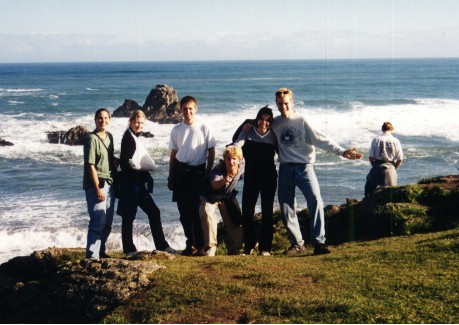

{"left": 173, "top": 161, "right": 205, "bottom": 250}
{"left": 117, "top": 175, "right": 169, "bottom": 253}
{"left": 242, "top": 169, "right": 277, "bottom": 252}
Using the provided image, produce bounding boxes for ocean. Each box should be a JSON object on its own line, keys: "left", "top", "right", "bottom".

{"left": 1, "top": 59, "right": 458, "bottom": 263}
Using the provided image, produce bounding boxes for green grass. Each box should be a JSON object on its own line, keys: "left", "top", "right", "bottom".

{"left": 103, "top": 227, "right": 459, "bottom": 324}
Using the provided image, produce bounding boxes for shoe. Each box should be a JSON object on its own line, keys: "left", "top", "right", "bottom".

{"left": 163, "top": 246, "right": 178, "bottom": 254}
{"left": 284, "top": 245, "right": 307, "bottom": 255}
{"left": 243, "top": 248, "right": 255, "bottom": 255}
{"left": 125, "top": 251, "right": 139, "bottom": 259}
{"left": 260, "top": 251, "right": 271, "bottom": 256}
{"left": 205, "top": 246, "right": 216, "bottom": 257}
{"left": 194, "top": 248, "right": 207, "bottom": 256}
{"left": 99, "top": 252, "right": 111, "bottom": 259}
{"left": 181, "top": 246, "right": 197, "bottom": 256}
{"left": 314, "top": 244, "right": 331, "bottom": 255}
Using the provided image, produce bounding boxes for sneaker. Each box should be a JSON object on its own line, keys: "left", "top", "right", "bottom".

{"left": 284, "top": 245, "right": 307, "bottom": 255}
{"left": 163, "top": 246, "right": 178, "bottom": 254}
{"left": 125, "top": 251, "right": 139, "bottom": 259}
{"left": 205, "top": 246, "right": 217, "bottom": 257}
{"left": 181, "top": 246, "right": 197, "bottom": 256}
{"left": 243, "top": 248, "right": 256, "bottom": 255}
{"left": 260, "top": 251, "right": 271, "bottom": 256}
{"left": 314, "top": 244, "right": 331, "bottom": 255}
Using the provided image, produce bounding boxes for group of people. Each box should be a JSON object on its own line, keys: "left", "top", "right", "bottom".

{"left": 83, "top": 88, "right": 404, "bottom": 259}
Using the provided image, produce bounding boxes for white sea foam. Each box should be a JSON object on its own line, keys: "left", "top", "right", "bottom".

{"left": 0, "top": 223, "right": 186, "bottom": 264}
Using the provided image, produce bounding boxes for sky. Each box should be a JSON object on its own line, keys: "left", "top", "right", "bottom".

{"left": 1, "top": 0, "right": 459, "bottom": 63}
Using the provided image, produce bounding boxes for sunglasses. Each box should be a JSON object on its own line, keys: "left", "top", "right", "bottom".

{"left": 275, "top": 90, "right": 290, "bottom": 96}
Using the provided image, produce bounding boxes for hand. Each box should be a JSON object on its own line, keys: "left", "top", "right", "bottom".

{"left": 96, "top": 188, "right": 106, "bottom": 202}
{"left": 242, "top": 123, "right": 253, "bottom": 132}
{"left": 167, "top": 177, "right": 174, "bottom": 191}
{"left": 343, "top": 148, "right": 363, "bottom": 160}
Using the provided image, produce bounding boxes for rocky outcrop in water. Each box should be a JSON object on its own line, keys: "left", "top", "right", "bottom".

{"left": 112, "top": 84, "right": 182, "bottom": 124}
{"left": 46, "top": 125, "right": 89, "bottom": 146}
{"left": 0, "top": 138, "right": 13, "bottom": 146}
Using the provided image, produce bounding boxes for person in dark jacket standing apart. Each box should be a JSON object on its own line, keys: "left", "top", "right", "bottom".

{"left": 117, "top": 110, "right": 176, "bottom": 259}
{"left": 365, "top": 121, "right": 404, "bottom": 196}
{"left": 83, "top": 108, "right": 118, "bottom": 259}
{"left": 233, "top": 106, "right": 278, "bottom": 256}
{"left": 168, "top": 96, "right": 216, "bottom": 256}
{"left": 272, "top": 88, "right": 363, "bottom": 255}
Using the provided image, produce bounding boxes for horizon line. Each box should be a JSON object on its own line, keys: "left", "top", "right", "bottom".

{"left": 1, "top": 56, "right": 459, "bottom": 65}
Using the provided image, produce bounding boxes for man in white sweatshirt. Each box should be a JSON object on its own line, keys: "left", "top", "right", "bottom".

{"left": 271, "top": 88, "right": 363, "bottom": 255}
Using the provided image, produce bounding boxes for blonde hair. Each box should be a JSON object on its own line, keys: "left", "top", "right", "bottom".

{"left": 275, "top": 88, "right": 294, "bottom": 101}
{"left": 129, "top": 109, "right": 146, "bottom": 122}
{"left": 223, "top": 145, "right": 243, "bottom": 160}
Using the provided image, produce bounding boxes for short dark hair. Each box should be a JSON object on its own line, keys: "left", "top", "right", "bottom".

{"left": 180, "top": 96, "right": 197, "bottom": 107}
{"left": 382, "top": 122, "right": 394, "bottom": 132}
{"left": 94, "top": 108, "right": 110, "bottom": 119}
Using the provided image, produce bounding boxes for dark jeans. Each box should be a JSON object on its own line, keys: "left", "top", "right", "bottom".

{"left": 242, "top": 169, "right": 277, "bottom": 252}
{"left": 117, "top": 175, "right": 169, "bottom": 253}
{"left": 172, "top": 161, "right": 205, "bottom": 249}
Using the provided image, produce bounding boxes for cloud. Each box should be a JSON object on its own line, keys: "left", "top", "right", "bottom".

{"left": 1, "top": 26, "right": 459, "bottom": 63}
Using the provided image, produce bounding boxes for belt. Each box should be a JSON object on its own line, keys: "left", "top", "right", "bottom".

{"left": 374, "top": 159, "right": 395, "bottom": 166}
{"left": 176, "top": 160, "right": 206, "bottom": 171}
{"left": 282, "top": 162, "right": 308, "bottom": 167}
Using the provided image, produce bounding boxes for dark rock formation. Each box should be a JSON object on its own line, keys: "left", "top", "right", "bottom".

{"left": 0, "top": 138, "right": 13, "bottom": 146}
{"left": 112, "top": 84, "right": 182, "bottom": 124}
{"left": 47, "top": 125, "right": 89, "bottom": 145}
{"left": 112, "top": 99, "right": 143, "bottom": 118}
{"left": 139, "top": 131, "right": 154, "bottom": 138}
{"left": 0, "top": 248, "right": 172, "bottom": 323}
{"left": 143, "top": 84, "right": 182, "bottom": 124}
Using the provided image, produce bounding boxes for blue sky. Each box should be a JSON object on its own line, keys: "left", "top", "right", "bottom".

{"left": 1, "top": 0, "right": 458, "bottom": 62}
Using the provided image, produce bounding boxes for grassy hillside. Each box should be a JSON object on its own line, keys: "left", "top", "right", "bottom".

{"left": 104, "top": 227, "right": 459, "bottom": 324}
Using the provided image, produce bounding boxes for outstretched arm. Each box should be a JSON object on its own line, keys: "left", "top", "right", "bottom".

{"left": 343, "top": 148, "right": 364, "bottom": 160}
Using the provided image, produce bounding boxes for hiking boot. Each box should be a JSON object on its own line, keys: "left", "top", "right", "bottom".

{"left": 284, "top": 245, "right": 307, "bottom": 255}
{"left": 181, "top": 246, "right": 197, "bottom": 256}
{"left": 314, "top": 243, "right": 331, "bottom": 255}
{"left": 195, "top": 248, "right": 207, "bottom": 256}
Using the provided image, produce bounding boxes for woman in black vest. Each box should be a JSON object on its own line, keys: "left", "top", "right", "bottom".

{"left": 117, "top": 110, "right": 176, "bottom": 258}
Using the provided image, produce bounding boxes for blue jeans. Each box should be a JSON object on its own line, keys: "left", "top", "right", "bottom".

{"left": 85, "top": 183, "right": 115, "bottom": 259}
{"left": 278, "top": 163, "right": 325, "bottom": 247}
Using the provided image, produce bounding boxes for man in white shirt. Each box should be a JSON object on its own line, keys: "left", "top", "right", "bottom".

{"left": 168, "top": 96, "right": 216, "bottom": 256}
{"left": 272, "top": 88, "right": 363, "bottom": 255}
{"left": 365, "top": 121, "right": 404, "bottom": 196}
